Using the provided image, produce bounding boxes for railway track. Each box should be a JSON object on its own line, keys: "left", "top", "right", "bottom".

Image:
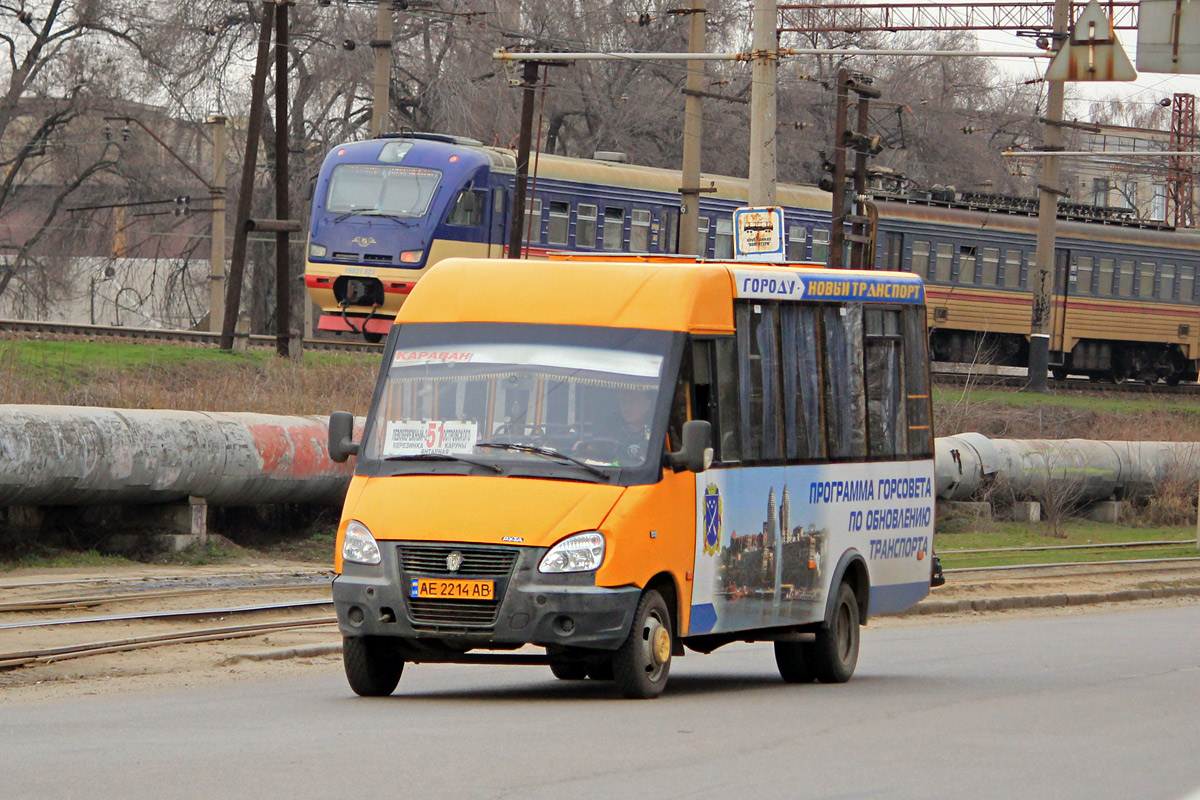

{"left": 0, "top": 318, "right": 382, "bottom": 354}
{"left": 0, "top": 571, "right": 338, "bottom": 673}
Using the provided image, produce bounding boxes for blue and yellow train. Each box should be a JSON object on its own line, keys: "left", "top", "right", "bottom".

{"left": 304, "top": 132, "right": 1200, "bottom": 382}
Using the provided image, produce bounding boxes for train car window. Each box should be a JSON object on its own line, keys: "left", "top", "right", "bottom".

{"left": 446, "top": 189, "right": 486, "bottom": 227}
{"left": 935, "top": 243, "right": 953, "bottom": 283}
{"left": 661, "top": 209, "right": 678, "bottom": 253}
{"left": 1075, "top": 256, "right": 1094, "bottom": 294}
{"left": 698, "top": 217, "right": 711, "bottom": 257}
{"left": 602, "top": 207, "right": 625, "bottom": 250}
{"left": 1098, "top": 258, "right": 1116, "bottom": 295}
{"left": 523, "top": 198, "right": 542, "bottom": 244}
{"left": 884, "top": 231, "right": 904, "bottom": 271}
{"left": 1180, "top": 266, "right": 1195, "bottom": 302}
{"left": 981, "top": 248, "right": 1000, "bottom": 285}
{"left": 547, "top": 201, "right": 570, "bottom": 246}
{"left": 1137, "top": 262, "right": 1156, "bottom": 299}
{"left": 787, "top": 225, "right": 807, "bottom": 261}
{"left": 812, "top": 228, "right": 830, "bottom": 265}
{"left": 864, "top": 308, "right": 905, "bottom": 458}
{"left": 1159, "top": 265, "right": 1175, "bottom": 301}
{"left": 958, "top": 246, "right": 977, "bottom": 285}
{"left": 576, "top": 204, "right": 597, "bottom": 248}
{"left": 630, "top": 209, "right": 652, "bottom": 252}
{"left": 715, "top": 217, "right": 734, "bottom": 259}
{"left": 1118, "top": 260, "right": 1135, "bottom": 296}
{"left": 823, "top": 304, "right": 867, "bottom": 459}
{"left": 780, "top": 304, "right": 824, "bottom": 460}
{"left": 911, "top": 240, "right": 931, "bottom": 279}
{"left": 1003, "top": 250, "right": 1022, "bottom": 288}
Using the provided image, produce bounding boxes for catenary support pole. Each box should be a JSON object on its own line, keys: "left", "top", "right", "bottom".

{"left": 220, "top": 1, "right": 274, "bottom": 351}
{"left": 371, "top": 1, "right": 392, "bottom": 137}
{"left": 678, "top": 0, "right": 707, "bottom": 256}
{"left": 207, "top": 114, "right": 227, "bottom": 334}
{"left": 747, "top": 0, "right": 778, "bottom": 206}
{"left": 1028, "top": 0, "right": 1070, "bottom": 392}
{"left": 274, "top": 0, "right": 293, "bottom": 359}
{"left": 507, "top": 60, "right": 540, "bottom": 260}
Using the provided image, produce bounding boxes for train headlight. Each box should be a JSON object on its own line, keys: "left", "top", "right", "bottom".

{"left": 539, "top": 531, "right": 605, "bottom": 574}
{"left": 309, "top": 243, "right": 328, "bottom": 258}
{"left": 399, "top": 250, "right": 423, "bottom": 264}
{"left": 342, "top": 520, "right": 381, "bottom": 566}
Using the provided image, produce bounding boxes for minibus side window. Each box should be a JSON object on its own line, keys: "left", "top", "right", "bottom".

{"left": 903, "top": 306, "right": 934, "bottom": 457}
{"left": 780, "top": 304, "right": 824, "bottom": 460}
{"left": 823, "top": 304, "right": 867, "bottom": 459}
{"left": 735, "top": 302, "right": 784, "bottom": 461}
{"left": 864, "top": 308, "right": 905, "bottom": 458}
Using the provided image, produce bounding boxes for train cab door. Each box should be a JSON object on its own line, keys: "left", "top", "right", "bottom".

{"left": 1050, "top": 247, "right": 1071, "bottom": 357}
{"left": 489, "top": 187, "right": 509, "bottom": 258}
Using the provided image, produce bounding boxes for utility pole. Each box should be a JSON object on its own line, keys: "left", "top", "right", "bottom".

{"left": 1028, "top": 0, "right": 1070, "bottom": 392}
{"left": 507, "top": 60, "right": 541, "bottom": 259}
{"left": 220, "top": 1, "right": 274, "bottom": 351}
{"left": 678, "top": 0, "right": 707, "bottom": 256}
{"left": 371, "top": 1, "right": 393, "bottom": 137}
{"left": 207, "top": 114, "right": 227, "bottom": 334}
{"left": 829, "top": 69, "right": 880, "bottom": 269}
{"left": 274, "top": 0, "right": 294, "bottom": 359}
{"left": 748, "top": 0, "right": 778, "bottom": 206}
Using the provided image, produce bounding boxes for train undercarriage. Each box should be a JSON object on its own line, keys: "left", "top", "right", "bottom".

{"left": 930, "top": 329, "right": 1198, "bottom": 385}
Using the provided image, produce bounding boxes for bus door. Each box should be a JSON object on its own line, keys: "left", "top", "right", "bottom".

{"left": 1050, "top": 247, "right": 1070, "bottom": 356}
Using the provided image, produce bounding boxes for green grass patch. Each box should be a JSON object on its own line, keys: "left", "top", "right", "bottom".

{"left": 936, "top": 519, "right": 1199, "bottom": 569}
{"left": 933, "top": 385, "right": 1200, "bottom": 417}
{"left": 0, "top": 547, "right": 135, "bottom": 572}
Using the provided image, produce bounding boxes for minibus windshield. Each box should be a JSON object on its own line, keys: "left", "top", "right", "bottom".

{"left": 364, "top": 325, "right": 672, "bottom": 477}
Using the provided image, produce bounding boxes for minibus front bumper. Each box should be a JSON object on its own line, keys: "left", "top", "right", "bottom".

{"left": 334, "top": 543, "right": 640, "bottom": 651}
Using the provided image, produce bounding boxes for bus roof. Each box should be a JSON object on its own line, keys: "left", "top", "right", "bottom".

{"left": 396, "top": 258, "right": 925, "bottom": 334}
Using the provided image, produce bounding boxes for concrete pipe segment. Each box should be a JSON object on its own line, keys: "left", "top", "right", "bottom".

{"left": 0, "top": 405, "right": 356, "bottom": 506}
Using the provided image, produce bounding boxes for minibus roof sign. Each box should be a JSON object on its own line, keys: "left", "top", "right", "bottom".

{"left": 733, "top": 267, "right": 925, "bottom": 304}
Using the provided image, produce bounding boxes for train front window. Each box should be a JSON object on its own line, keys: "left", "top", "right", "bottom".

{"left": 364, "top": 325, "right": 675, "bottom": 480}
{"left": 326, "top": 164, "right": 441, "bottom": 217}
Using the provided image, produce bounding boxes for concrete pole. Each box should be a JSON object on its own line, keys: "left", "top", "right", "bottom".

{"left": 747, "top": 0, "right": 778, "bottom": 206}
{"left": 1028, "top": 0, "right": 1070, "bottom": 392}
{"left": 207, "top": 115, "right": 227, "bottom": 334}
{"left": 678, "top": 0, "right": 707, "bottom": 256}
{"left": 829, "top": 69, "right": 849, "bottom": 270}
{"left": 370, "top": 1, "right": 393, "bottom": 138}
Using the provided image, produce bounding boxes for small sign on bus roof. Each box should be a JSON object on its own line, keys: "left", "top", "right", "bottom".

{"left": 733, "top": 207, "right": 785, "bottom": 263}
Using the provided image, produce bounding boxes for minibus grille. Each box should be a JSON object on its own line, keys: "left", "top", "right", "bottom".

{"left": 397, "top": 543, "right": 519, "bottom": 630}
{"left": 398, "top": 544, "right": 518, "bottom": 577}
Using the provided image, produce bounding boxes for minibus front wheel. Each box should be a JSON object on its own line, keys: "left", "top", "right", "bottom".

{"left": 343, "top": 635, "right": 404, "bottom": 697}
{"left": 612, "top": 589, "right": 673, "bottom": 699}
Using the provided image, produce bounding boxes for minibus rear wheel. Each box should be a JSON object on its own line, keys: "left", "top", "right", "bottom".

{"left": 612, "top": 589, "right": 673, "bottom": 699}
{"left": 807, "top": 582, "right": 860, "bottom": 683}
{"left": 343, "top": 635, "right": 404, "bottom": 697}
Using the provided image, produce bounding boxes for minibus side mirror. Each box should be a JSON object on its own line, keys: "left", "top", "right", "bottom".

{"left": 328, "top": 411, "right": 359, "bottom": 463}
{"left": 666, "top": 420, "right": 713, "bottom": 473}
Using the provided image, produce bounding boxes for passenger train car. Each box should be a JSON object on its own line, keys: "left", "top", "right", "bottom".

{"left": 304, "top": 132, "right": 1200, "bottom": 383}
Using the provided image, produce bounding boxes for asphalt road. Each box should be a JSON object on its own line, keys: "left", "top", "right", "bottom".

{"left": 4, "top": 603, "right": 1199, "bottom": 800}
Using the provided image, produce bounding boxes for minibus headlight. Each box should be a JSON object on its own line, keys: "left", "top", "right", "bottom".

{"left": 309, "top": 243, "right": 328, "bottom": 258}
{"left": 342, "top": 520, "right": 381, "bottom": 565}
{"left": 539, "top": 531, "right": 605, "bottom": 574}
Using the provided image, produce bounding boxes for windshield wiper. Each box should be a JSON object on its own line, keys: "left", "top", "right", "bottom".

{"left": 476, "top": 441, "right": 611, "bottom": 480}
{"left": 357, "top": 211, "right": 415, "bottom": 227}
{"left": 384, "top": 453, "right": 501, "bottom": 473}
{"left": 333, "top": 205, "right": 377, "bottom": 222}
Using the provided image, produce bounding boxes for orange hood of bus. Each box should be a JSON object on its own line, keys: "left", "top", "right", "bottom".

{"left": 344, "top": 474, "right": 626, "bottom": 548}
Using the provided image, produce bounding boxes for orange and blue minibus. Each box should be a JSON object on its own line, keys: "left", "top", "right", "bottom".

{"left": 328, "top": 255, "right": 938, "bottom": 698}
